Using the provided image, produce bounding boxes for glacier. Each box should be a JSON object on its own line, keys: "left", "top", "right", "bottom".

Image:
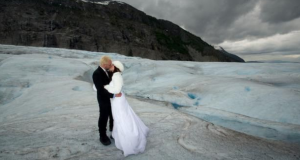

{"left": 0, "top": 44, "right": 299, "bottom": 159}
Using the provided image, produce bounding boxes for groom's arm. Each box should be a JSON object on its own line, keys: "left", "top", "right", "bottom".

{"left": 93, "top": 73, "right": 114, "bottom": 98}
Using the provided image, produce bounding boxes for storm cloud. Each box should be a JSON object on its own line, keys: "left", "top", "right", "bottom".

{"left": 260, "top": 0, "right": 300, "bottom": 23}
{"left": 120, "top": 0, "right": 300, "bottom": 62}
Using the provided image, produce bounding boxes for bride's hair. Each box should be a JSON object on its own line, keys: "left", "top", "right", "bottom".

{"left": 112, "top": 66, "right": 121, "bottom": 73}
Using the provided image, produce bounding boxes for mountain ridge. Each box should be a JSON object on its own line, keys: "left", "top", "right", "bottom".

{"left": 0, "top": 0, "right": 245, "bottom": 62}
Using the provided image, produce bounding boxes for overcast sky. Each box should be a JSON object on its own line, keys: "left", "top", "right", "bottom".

{"left": 120, "top": 0, "right": 300, "bottom": 62}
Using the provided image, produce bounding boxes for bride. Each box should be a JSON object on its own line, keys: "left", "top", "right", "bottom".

{"left": 103, "top": 61, "right": 149, "bottom": 157}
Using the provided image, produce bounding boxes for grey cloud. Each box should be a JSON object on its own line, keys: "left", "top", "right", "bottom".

{"left": 122, "top": 0, "right": 258, "bottom": 44}
{"left": 219, "top": 30, "right": 300, "bottom": 58}
{"left": 120, "top": 0, "right": 300, "bottom": 61}
{"left": 121, "top": 0, "right": 300, "bottom": 42}
{"left": 259, "top": 0, "right": 300, "bottom": 23}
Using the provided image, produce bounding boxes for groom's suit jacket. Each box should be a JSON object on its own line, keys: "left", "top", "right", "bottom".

{"left": 92, "top": 66, "right": 114, "bottom": 105}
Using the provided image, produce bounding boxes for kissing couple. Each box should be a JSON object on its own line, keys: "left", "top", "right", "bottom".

{"left": 92, "top": 56, "right": 149, "bottom": 157}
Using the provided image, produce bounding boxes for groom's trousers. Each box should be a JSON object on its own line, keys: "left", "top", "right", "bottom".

{"left": 98, "top": 102, "right": 114, "bottom": 136}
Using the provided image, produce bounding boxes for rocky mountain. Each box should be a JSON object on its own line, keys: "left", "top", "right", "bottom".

{"left": 0, "top": 0, "right": 245, "bottom": 62}
{"left": 215, "top": 46, "right": 245, "bottom": 62}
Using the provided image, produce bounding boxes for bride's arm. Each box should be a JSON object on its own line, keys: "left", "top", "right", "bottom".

{"left": 104, "top": 72, "right": 123, "bottom": 94}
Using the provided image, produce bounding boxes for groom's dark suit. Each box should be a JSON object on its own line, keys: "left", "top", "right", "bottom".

{"left": 92, "top": 66, "right": 114, "bottom": 137}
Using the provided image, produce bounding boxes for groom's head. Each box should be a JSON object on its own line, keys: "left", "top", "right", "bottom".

{"left": 100, "top": 56, "right": 112, "bottom": 70}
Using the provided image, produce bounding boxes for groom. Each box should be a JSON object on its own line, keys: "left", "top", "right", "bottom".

{"left": 92, "top": 56, "right": 122, "bottom": 146}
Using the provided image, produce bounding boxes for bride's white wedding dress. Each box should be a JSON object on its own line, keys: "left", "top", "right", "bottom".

{"left": 104, "top": 72, "right": 149, "bottom": 157}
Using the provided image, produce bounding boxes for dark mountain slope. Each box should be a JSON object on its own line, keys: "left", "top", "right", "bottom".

{"left": 0, "top": 0, "right": 244, "bottom": 62}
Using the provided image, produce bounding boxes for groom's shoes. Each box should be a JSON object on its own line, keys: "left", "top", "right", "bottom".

{"left": 100, "top": 135, "right": 111, "bottom": 146}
